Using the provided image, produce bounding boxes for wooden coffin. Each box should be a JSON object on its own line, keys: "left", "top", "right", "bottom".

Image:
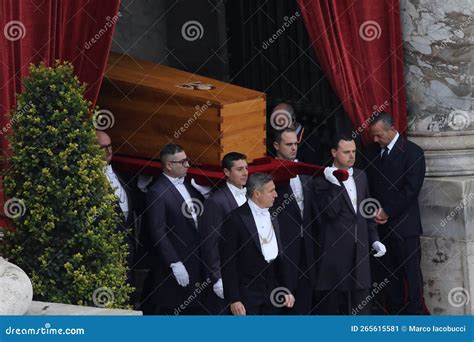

{"left": 97, "top": 53, "right": 266, "bottom": 165}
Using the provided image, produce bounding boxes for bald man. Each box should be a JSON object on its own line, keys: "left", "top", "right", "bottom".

{"left": 96, "top": 131, "right": 136, "bottom": 285}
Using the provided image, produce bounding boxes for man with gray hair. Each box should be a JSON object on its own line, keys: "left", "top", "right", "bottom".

{"left": 221, "top": 173, "right": 295, "bottom": 315}
{"left": 362, "top": 112, "right": 426, "bottom": 315}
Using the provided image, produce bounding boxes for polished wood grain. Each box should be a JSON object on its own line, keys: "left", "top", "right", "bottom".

{"left": 97, "top": 52, "right": 266, "bottom": 165}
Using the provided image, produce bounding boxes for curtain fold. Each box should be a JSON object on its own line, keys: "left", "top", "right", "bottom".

{"left": 0, "top": 0, "right": 121, "bottom": 229}
{"left": 297, "top": 0, "right": 407, "bottom": 145}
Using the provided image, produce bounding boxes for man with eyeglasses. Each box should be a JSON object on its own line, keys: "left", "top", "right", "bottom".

{"left": 96, "top": 131, "right": 130, "bottom": 221}
{"left": 144, "top": 143, "right": 206, "bottom": 315}
{"left": 96, "top": 131, "right": 135, "bottom": 288}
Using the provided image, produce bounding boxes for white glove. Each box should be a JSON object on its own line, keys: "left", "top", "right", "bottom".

{"left": 324, "top": 167, "right": 340, "bottom": 186}
{"left": 170, "top": 262, "right": 190, "bottom": 287}
{"left": 213, "top": 278, "right": 224, "bottom": 299}
{"left": 372, "top": 241, "right": 386, "bottom": 257}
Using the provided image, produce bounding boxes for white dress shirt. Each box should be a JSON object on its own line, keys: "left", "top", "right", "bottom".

{"left": 248, "top": 199, "right": 278, "bottom": 262}
{"left": 226, "top": 182, "right": 247, "bottom": 206}
{"left": 164, "top": 173, "right": 198, "bottom": 228}
{"left": 342, "top": 167, "right": 357, "bottom": 213}
{"left": 380, "top": 131, "right": 400, "bottom": 157}
{"left": 105, "top": 165, "right": 129, "bottom": 220}
{"left": 289, "top": 162, "right": 304, "bottom": 217}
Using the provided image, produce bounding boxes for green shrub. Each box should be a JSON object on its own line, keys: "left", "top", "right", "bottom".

{"left": 1, "top": 61, "right": 132, "bottom": 308}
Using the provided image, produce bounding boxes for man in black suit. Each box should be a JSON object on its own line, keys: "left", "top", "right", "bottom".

{"left": 269, "top": 103, "right": 322, "bottom": 165}
{"left": 312, "top": 134, "right": 386, "bottom": 314}
{"left": 221, "top": 173, "right": 295, "bottom": 315}
{"left": 96, "top": 131, "right": 135, "bottom": 280}
{"left": 144, "top": 144, "right": 205, "bottom": 315}
{"left": 199, "top": 152, "right": 249, "bottom": 313}
{"left": 272, "top": 128, "right": 317, "bottom": 314}
{"left": 362, "top": 113, "right": 426, "bottom": 315}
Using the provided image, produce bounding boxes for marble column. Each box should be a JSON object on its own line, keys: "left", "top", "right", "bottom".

{"left": 401, "top": 0, "right": 474, "bottom": 314}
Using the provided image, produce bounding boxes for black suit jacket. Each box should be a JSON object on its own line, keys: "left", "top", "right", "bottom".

{"left": 273, "top": 175, "right": 317, "bottom": 289}
{"left": 112, "top": 168, "right": 135, "bottom": 230}
{"left": 311, "top": 168, "right": 379, "bottom": 291}
{"left": 220, "top": 202, "right": 291, "bottom": 307}
{"left": 362, "top": 136, "right": 425, "bottom": 239}
{"left": 199, "top": 184, "right": 240, "bottom": 283}
{"left": 145, "top": 174, "right": 205, "bottom": 307}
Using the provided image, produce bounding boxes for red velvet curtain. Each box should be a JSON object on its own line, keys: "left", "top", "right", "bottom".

{"left": 298, "top": 0, "right": 407, "bottom": 144}
{"left": 0, "top": 0, "right": 121, "bottom": 228}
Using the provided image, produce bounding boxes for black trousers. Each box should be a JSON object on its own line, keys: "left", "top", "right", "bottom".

{"left": 201, "top": 285, "right": 229, "bottom": 315}
{"left": 373, "top": 235, "right": 424, "bottom": 315}
{"left": 282, "top": 274, "right": 314, "bottom": 315}
{"left": 314, "top": 289, "right": 371, "bottom": 315}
